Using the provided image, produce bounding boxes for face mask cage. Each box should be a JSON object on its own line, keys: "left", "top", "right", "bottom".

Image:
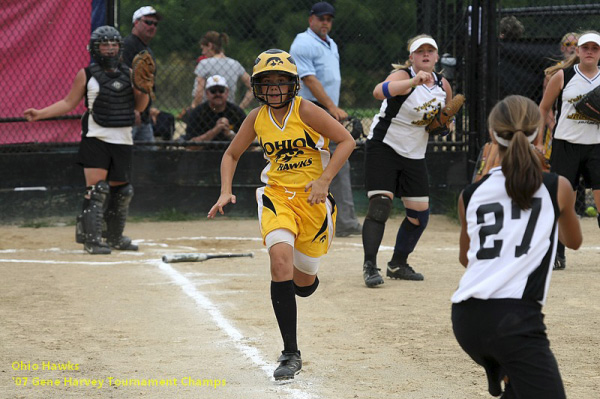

{"left": 90, "top": 37, "right": 123, "bottom": 69}
{"left": 251, "top": 74, "right": 299, "bottom": 108}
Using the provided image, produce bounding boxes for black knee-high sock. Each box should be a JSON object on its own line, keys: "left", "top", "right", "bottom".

{"left": 362, "top": 218, "right": 385, "bottom": 264}
{"left": 270, "top": 280, "right": 297, "bottom": 353}
{"left": 391, "top": 218, "right": 422, "bottom": 264}
{"left": 556, "top": 241, "right": 565, "bottom": 258}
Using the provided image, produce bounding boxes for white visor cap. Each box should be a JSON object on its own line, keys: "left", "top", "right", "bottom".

{"left": 577, "top": 33, "right": 600, "bottom": 47}
{"left": 410, "top": 37, "right": 438, "bottom": 54}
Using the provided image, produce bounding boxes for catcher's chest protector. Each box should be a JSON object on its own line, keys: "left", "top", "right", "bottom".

{"left": 88, "top": 64, "right": 135, "bottom": 128}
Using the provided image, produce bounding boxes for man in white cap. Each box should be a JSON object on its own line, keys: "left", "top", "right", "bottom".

{"left": 123, "top": 6, "right": 162, "bottom": 144}
{"left": 180, "top": 75, "right": 246, "bottom": 143}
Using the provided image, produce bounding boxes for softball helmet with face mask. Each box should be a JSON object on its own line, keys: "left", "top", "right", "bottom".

{"left": 251, "top": 49, "right": 299, "bottom": 108}
{"left": 88, "top": 25, "right": 123, "bottom": 69}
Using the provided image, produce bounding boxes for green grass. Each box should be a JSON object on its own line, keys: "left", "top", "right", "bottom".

{"left": 20, "top": 220, "right": 69, "bottom": 228}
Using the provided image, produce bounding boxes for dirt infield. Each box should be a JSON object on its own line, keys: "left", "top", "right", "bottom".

{"left": 1, "top": 215, "right": 599, "bottom": 398}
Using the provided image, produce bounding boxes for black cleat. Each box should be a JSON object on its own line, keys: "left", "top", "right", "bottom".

{"left": 363, "top": 261, "right": 384, "bottom": 288}
{"left": 108, "top": 236, "right": 138, "bottom": 251}
{"left": 274, "top": 351, "right": 302, "bottom": 381}
{"left": 84, "top": 242, "right": 111, "bottom": 255}
{"left": 553, "top": 254, "right": 566, "bottom": 270}
{"left": 387, "top": 261, "right": 424, "bottom": 281}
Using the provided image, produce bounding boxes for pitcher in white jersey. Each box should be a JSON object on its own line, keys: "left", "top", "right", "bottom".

{"left": 539, "top": 31, "right": 600, "bottom": 270}
{"left": 453, "top": 95, "right": 582, "bottom": 398}
{"left": 208, "top": 49, "right": 355, "bottom": 381}
{"left": 361, "top": 34, "right": 452, "bottom": 287}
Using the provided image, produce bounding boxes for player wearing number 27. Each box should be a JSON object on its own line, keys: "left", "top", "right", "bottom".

{"left": 208, "top": 49, "right": 355, "bottom": 380}
{"left": 452, "top": 95, "right": 582, "bottom": 398}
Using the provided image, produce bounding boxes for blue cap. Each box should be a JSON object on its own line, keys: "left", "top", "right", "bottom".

{"left": 310, "top": 2, "right": 335, "bottom": 17}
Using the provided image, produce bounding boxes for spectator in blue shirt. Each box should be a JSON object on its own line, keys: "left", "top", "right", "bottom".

{"left": 290, "top": 1, "right": 362, "bottom": 238}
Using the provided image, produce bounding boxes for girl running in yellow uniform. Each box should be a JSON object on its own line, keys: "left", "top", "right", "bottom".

{"left": 208, "top": 49, "right": 355, "bottom": 380}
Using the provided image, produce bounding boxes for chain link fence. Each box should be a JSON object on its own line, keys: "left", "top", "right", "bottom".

{"left": 1, "top": 0, "right": 598, "bottom": 215}
{"left": 2, "top": 0, "right": 465, "bottom": 150}
{"left": 116, "top": 0, "right": 429, "bottom": 146}
{"left": 493, "top": 1, "right": 600, "bottom": 217}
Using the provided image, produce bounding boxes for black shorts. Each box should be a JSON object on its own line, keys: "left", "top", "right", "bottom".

{"left": 550, "top": 139, "right": 600, "bottom": 190}
{"left": 364, "top": 139, "right": 429, "bottom": 198}
{"left": 77, "top": 136, "right": 133, "bottom": 182}
{"left": 452, "top": 298, "right": 565, "bottom": 399}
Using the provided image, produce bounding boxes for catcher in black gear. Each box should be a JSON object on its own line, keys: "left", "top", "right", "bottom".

{"left": 24, "top": 26, "right": 150, "bottom": 254}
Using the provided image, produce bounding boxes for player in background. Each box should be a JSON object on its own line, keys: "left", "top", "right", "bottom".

{"left": 540, "top": 31, "right": 600, "bottom": 269}
{"left": 361, "top": 34, "right": 452, "bottom": 287}
{"left": 24, "top": 26, "right": 149, "bottom": 254}
{"left": 541, "top": 32, "right": 581, "bottom": 269}
{"left": 452, "top": 95, "right": 582, "bottom": 398}
{"left": 208, "top": 49, "right": 355, "bottom": 380}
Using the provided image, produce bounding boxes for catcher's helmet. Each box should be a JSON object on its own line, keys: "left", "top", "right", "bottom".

{"left": 251, "top": 49, "right": 299, "bottom": 108}
{"left": 88, "top": 26, "right": 123, "bottom": 69}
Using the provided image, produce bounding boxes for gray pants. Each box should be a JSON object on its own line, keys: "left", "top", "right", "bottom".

{"left": 132, "top": 123, "right": 155, "bottom": 143}
{"left": 330, "top": 143, "right": 360, "bottom": 232}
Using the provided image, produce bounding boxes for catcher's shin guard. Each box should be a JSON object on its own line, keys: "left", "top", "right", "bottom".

{"left": 105, "top": 183, "right": 138, "bottom": 251}
{"left": 82, "top": 181, "right": 111, "bottom": 254}
{"left": 75, "top": 214, "right": 85, "bottom": 244}
{"left": 76, "top": 198, "right": 91, "bottom": 244}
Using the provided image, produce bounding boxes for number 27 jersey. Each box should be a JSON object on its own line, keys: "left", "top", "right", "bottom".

{"left": 451, "top": 167, "right": 560, "bottom": 306}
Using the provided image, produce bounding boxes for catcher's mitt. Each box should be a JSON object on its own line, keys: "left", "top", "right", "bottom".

{"left": 131, "top": 50, "right": 156, "bottom": 100}
{"left": 426, "top": 94, "right": 466, "bottom": 136}
{"left": 574, "top": 85, "right": 600, "bottom": 123}
{"left": 343, "top": 116, "right": 365, "bottom": 139}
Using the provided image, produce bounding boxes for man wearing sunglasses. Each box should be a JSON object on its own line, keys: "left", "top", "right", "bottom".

{"left": 180, "top": 75, "right": 247, "bottom": 144}
{"left": 123, "top": 6, "right": 162, "bottom": 144}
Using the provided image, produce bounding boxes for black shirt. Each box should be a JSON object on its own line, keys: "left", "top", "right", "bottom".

{"left": 183, "top": 102, "right": 246, "bottom": 141}
{"left": 122, "top": 34, "right": 155, "bottom": 67}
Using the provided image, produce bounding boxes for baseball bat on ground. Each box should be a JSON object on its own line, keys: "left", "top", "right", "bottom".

{"left": 162, "top": 252, "right": 254, "bottom": 263}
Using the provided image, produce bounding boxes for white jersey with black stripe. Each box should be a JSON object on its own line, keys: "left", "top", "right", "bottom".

{"left": 554, "top": 64, "right": 600, "bottom": 145}
{"left": 451, "top": 167, "right": 560, "bottom": 306}
{"left": 366, "top": 66, "right": 446, "bottom": 159}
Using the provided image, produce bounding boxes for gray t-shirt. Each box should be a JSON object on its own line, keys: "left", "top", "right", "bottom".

{"left": 192, "top": 57, "right": 247, "bottom": 103}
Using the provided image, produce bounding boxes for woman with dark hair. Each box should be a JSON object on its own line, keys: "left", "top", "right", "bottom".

{"left": 190, "top": 31, "right": 253, "bottom": 109}
{"left": 453, "top": 95, "right": 582, "bottom": 398}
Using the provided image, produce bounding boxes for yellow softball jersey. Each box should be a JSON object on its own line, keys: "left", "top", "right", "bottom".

{"left": 255, "top": 97, "right": 331, "bottom": 190}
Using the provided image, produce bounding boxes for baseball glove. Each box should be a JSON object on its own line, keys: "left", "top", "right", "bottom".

{"left": 574, "top": 85, "right": 600, "bottom": 123}
{"left": 131, "top": 50, "right": 155, "bottom": 100}
{"left": 344, "top": 116, "right": 365, "bottom": 139}
{"left": 426, "top": 94, "right": 466, "bottom": 136}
